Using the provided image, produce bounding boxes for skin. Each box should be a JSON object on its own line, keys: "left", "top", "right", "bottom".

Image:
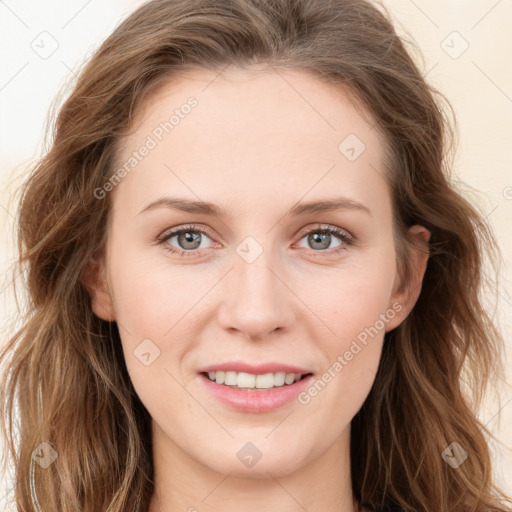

{"left": 85, "top": 65, "right": 430, "bottom": 512}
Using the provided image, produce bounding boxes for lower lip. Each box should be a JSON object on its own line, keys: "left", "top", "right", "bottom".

{"left": 198, "top": 373, "right": 314, "bottom": 413}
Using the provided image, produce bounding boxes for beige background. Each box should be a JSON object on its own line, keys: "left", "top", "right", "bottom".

{"left": 1, "top": 0, "right": 511, "bottom": 508}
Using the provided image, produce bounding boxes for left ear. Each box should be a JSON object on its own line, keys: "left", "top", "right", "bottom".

{"left": 81, "top": 248, "right": 117, "bottom": 322}
{"left": 385, "top": 224, "right": 431, "bottom": 332}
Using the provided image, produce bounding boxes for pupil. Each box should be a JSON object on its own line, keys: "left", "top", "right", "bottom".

{"left": 179, "top": 231, "right": 201, "bottom": 249}
{"left": 310, "top": 232, "right": 330, "bottom": 250}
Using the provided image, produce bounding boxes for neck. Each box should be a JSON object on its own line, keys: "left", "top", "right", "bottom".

{"left": 149, "top": 421, "right": 359, "bottom": 512}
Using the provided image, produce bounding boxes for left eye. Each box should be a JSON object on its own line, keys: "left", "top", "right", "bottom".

{"left": 157, "top": 225, "right": 213, "bottom": 256}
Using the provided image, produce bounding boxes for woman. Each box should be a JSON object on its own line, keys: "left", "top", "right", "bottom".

{"left": 1, "top": 0, "right": 510, "bottom": 511}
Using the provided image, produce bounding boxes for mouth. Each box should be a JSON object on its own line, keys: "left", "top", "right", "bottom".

{"left": 200, "top": 370, "right": 314, "bottom": 391}
{"left": 198, "top": 370, "right": 315, "bottom": 413}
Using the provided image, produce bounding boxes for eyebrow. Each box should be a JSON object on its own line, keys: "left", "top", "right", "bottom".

{"left": 138, "top": 196, "right": 371, "bottom": 217}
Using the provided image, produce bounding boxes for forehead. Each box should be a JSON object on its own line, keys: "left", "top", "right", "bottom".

{"left": 112, "top": 66, "right": 391, "bottom": 219}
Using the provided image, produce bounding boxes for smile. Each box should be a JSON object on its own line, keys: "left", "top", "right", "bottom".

{"left": 198, "top": 372, "right": 315, "bottom": 413}
{"left": 202, "top": 370, "right": 311, "bottom": 390}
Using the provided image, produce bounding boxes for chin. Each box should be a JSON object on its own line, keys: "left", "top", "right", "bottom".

{"left": 202, "top": 447, "right": 308, "bottom": 478}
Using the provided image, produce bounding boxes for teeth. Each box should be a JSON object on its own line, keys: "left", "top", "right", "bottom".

{"left": 225, "top": 371, "right": 237, "bottom": 386}
{"left": 205, "top": 370, "right": 307, "bottom": 390}
{"left": 238, "top": 372, "right": 256, "bottom": 388}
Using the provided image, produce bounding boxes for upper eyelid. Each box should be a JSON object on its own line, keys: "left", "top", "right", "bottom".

{"left": 159, "top": 224, "right": 214, "bottom": 241}
{"left": 294, "top": 224, "right": 352, "bottom": 240}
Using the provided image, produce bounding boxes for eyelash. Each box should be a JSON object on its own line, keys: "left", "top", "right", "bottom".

{"left": 155, "top": 223, "right": 353, "bottom": 257}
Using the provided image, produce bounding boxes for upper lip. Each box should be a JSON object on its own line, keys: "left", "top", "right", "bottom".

{"left": 198, "top": 361, "right": 314, "bottom": 375}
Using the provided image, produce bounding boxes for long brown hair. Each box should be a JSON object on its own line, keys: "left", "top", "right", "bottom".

{"left": 1, "top": 0, "right": 511, "bottom": 510}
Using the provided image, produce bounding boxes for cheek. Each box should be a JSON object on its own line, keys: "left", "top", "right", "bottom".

{"left": 296, "top": 249, "right": 396, "bottom": 406}
{"left": 298, "top": 274, "right": 390, "bottom": 428}
{"left": 300, "top": 253, "right": 397, "bottom": 342}
{"left": 108, "top": 259, "right": 193, "bottom": 421}
{"left": 108, "top": 251, "right": 202, "bottom": 334}
{"left": 307, "top": 349, "right": 381, "bottom": 435}
{"left": 107, "top": 253, "right": 217, "bottom": 393}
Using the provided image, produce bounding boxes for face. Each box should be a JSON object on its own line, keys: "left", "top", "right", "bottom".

{"left": 87, "top": 65, "right": 429, "bottom": 478}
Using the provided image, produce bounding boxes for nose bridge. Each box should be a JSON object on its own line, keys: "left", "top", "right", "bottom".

{"left": 217, "top": 242, "right": 294, "bottom": 339}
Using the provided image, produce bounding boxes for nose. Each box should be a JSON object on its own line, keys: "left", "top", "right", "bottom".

{"left": 217, "top": 251, "right": 296, "bottom": 341}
